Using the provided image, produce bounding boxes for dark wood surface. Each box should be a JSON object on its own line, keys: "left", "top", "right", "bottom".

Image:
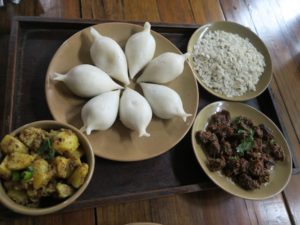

{"left": 0, "top": 0, "right": 300, "bottom": 224}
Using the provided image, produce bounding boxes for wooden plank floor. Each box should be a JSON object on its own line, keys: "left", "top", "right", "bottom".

{"left": 95, "top": 191, "right": 291, "bottom": 225}
{"left": 0, "top": 0, "right": 300, "bottom": 224}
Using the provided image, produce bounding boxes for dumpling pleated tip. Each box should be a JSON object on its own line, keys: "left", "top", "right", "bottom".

{"left": 182, "top": 52, "right": 191, "bottom": 60}
{"left": 80, "top": 125, "right": 92, "bottom": 135}
{"left": 52, "top": 72, "right": 65, "bottom": 81}
{"left": 139, "top": 130, "right": 150, "bottom": 137}
{"left": 144, "top": 22, "right": 151, "bottom": 32}
{"left": 181, "top": 113, "right": 192, "bottom": 122}
{"left": 90, "top": 27, "right": 102, "bottom": 40}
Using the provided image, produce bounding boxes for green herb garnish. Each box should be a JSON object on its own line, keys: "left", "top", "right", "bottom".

{"left": 11, "top": 171, "right": 20, "bottom": 181}
{"left": 233, "top": 117, "right": 242, "bottom": 125}
{"left": 37, "top": 139, "right": 55, "bottom": 161}
{"left": 236, "top": 130, "right": 254, "bottom": 156}
{"left": 21, "top": 166, "right": 33, "bottom": 181}
{"left": 270, "top": 139, "right": 276, "bottom": 145}
{"left": 228, "top": 156, "right": 239, "bottom": 161}
{"left": 237, "top": 129, "right": 245, "bottom": 134}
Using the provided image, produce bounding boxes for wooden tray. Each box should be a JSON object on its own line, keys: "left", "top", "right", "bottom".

{"left": 2, "top": 16, "right": 299, "bottom": 212}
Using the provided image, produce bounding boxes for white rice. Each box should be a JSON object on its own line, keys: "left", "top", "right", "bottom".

{"left": 192, "top": 30, "right": 265, "bottom": 97}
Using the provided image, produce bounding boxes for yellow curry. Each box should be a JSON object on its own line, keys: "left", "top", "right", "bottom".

{"left": 0, "top": 127, "right": 89, "bottom": 207}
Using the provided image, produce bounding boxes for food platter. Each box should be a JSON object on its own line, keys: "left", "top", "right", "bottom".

{"left": 187, "top": 21, "right": 272, "bottom": 101}
{"left": 191, "top": 101, "right": 292, "bottom": 200}
{"left": 45, "top": 22, "right": 199, "bottom": 161}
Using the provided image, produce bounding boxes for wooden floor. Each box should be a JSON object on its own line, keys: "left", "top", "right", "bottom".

{"left": 1, "top": 0, "right": 300, "bottom": 224}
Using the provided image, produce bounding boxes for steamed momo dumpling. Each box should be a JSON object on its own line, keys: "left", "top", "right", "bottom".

{"left": 119, "top": 88, "right": 152, "bottom": 137}
{"left": 52, "top": 64, "right": 123, "bottom": 98}
{"left": 137, "top": 52, "right": 190, "bottom": 84}
{"left": 90, "top": 28, "right": 130, "bottom": 85}
{"left": 80, "top": 90, "right": 120, "bottom": 135}
{"left": 125, "top": 22, "right": 156, "bottom": 79}
{"left": 140, "top": 83, "right": 191, "bottom": 122}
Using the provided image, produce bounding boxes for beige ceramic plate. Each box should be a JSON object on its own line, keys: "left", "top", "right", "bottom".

{"left": 187, "top": 21, "right": 272, "bottom": 101}
{"left": 45, "top": 22, "right": 199, "bottom": 161}
{"left": 191, "top": 101, "right": 292, "bottom": 200}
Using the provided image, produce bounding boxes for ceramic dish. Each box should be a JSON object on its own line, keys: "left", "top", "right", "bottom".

{"left": 191, "top": 101, "right": 292, "bottom": 200}
{"left": 187, "top": 21, "right": 272, "bottom": 101}
{"left": 45, "top": 22, "right": 199, "bottom": 161}
{"left": 0, "top": 120, "right": 95, "bottom": 215}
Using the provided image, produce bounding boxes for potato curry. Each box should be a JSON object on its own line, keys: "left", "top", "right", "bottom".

{"left": 0, "top": 127, "right": 89, "bottom": 207}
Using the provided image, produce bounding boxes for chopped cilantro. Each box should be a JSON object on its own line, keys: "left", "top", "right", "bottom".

{"left": 228, "top": 156, "right": 239, "bottom": 161}
{"left": 11, "top": 171, "right": 20, "bottom": 181}
{"left": 37, "top": 139, "right": 55, "bottom": 161}
{"left": 237, "top": 129, "right": 245, "bottom": 134}
{"left": 236, "top": 130, "right": 254, "bottom": 156}
{"left": 21, "top": 166, "right": 33, "bottom": 181}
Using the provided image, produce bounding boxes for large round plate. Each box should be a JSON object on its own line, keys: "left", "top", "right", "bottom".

{"left": 45, "top": 22, "right": 199, "bottom": 161}
{"left": 191, "top": 101, "right": 292, "bottom": 200}
{"left": 187, "top": 21, "right": 272, "bottom": 101}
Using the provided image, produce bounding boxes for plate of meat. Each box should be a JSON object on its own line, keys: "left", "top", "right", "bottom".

{"left": 191, "top": 101, "right": 292, "bottom": 200}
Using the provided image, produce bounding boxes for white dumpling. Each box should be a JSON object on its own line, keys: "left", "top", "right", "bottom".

{"left": 140, "top": 83, "right": 192, "bottom": 122}
{"left": 90, "top": 28, "right": 130, "bottom": 85}
{"left": 125, "top": 22, "right": 156, "bottom": 79}
{"left": 119, "top": 88, "right": 152, "bottom": 137}
{"left": 137, "top": 52, "right": 190, "bottom": 84}
{"left": 80, "top": 90, "right": 120, "bottom": 135}
{"left": 52, "top": 64, "right": 123, "bottom": 98}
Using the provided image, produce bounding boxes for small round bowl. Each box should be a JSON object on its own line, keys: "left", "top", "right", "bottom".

{"left": 0, "top": 120, "right": 95, "bottom": 216}
{"left": 187, "top": 21, "right": 272, "bottom": 101}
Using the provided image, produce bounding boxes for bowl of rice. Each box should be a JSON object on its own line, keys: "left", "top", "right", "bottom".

{"left": 187, "top": 21, "right": 272, "bottom": 101}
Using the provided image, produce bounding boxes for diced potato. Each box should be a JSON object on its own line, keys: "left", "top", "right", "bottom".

{"left": 66, "top": 147, "right": 84, "bottom": 159}
{"left": 33, "top": 158, "right": 49, "bottom": 173}
{"left": 69, "top": 157, "right": 82, "bottom": 168}
{"left": 6, "top": 152, "right": 34, "bottom": 170}
{"left": 68, "top": 163, "right": 89, "bottom": 188}
{"left": 53, "top": 156, "right": 73, "bottom": 179}
{"left": 19, "top": 127, "right": 47, "bottom": 150}
{"left": 65, "top": 148, "right": 84, "bottom": 166}
{"left": 52, "top": 130, "right": 79, "bottom": 155}
{"left": 32, "top": 159, "right": 52, "bottom": 189}
{"left": 0, "top": 135, "right": 28, "bottom": 154}
{"left": 0, "top": 156, "right": 11, "bottom": 179}
{"left": 7, "top": 189, "right": 28, "bottom": 205}
{"left": 56, "top": 183, "right": 74, "bottom": 198}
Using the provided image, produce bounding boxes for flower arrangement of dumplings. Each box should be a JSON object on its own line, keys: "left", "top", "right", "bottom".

{"left": 52, "top": 22, "right": 191, "bottom": 137}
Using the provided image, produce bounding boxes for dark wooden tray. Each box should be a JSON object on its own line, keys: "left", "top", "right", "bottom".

{"left": 1, "top": 16, "right": 299, "bottom": 212}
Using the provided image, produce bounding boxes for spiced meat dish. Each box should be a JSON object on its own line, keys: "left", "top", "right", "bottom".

{"left": 195, "top": 110, "right": 284, "bottom": 190}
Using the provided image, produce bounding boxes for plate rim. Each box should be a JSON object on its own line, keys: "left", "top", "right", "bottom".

{"left": 187, "top": 21, "right": 273, "bottom": 102}
{"left": 45, "top": 22, "right": 199, "bottom": 161}
{"left": 191, "top": 101, "right": 292, "bottom": 200}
